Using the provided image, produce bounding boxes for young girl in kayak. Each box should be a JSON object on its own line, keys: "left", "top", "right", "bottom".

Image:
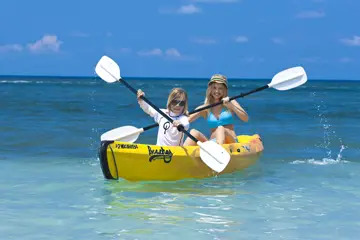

{"left": 137, "top": 87, "right": 190, "bottom": 146}
{"left": 183, "top": 74, "right": 248, "bottom": 145}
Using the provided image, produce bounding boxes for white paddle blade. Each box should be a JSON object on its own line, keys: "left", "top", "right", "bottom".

{"left": 101, "top": 126, "right": 143, "bottom": 142}
{"left": 269, "top": 66, "right": 307, "bottom": 91}
{"left": 198, "top": 141, "right": 230, "bottom": 173}
{"left": 95, "top": 55, "right": 121, "bottom": 83}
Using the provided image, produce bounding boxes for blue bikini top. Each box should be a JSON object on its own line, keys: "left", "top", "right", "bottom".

{"left": 207, "top": 108, "right": 234, "bottom": 129}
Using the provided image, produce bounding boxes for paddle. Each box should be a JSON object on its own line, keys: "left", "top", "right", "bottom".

{"left": 102, "top": 66, "right": 307, "bottom": 142}
{"left": 95, "top": 55, "right": 230, "bottom": 173}
{"left": 101, "top": 125, "right": 147, "bottom": 142}
{"left": 100, "top": 124, "right": 158, "bottom": 143}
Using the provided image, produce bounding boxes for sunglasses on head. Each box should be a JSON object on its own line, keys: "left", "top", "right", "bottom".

{"left": 171, "top": 99, "right": 186, "bottom": 107}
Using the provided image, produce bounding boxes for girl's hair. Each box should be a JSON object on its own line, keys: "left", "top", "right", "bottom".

{"left": 204, "top": 82, "right": 229, "bottom": 116}
{"left": 166, "top": 88, "right": 189, "bottom": 116}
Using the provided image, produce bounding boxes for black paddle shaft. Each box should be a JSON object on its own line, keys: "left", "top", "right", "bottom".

{"left": 118, "top": 78, "right": 198, "bottom": 143}
{"left": 192, "top": 85, "right": 269, "bottom": 113}
{"left": 141, "top": 84, "right": 270, "bottom": 132}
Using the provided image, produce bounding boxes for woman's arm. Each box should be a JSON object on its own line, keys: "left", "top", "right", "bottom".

{"left": 223, "top": 97, "right": 249, "bottom": 122}
{"left": 188, "top": 105, "right": 207, "bottom": 123}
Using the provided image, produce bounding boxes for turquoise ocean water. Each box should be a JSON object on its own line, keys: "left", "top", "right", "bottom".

{"left": 1, "top": 76, "right": 359, "bottom": 239}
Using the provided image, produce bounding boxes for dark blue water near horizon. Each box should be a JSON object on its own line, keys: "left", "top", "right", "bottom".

{"left": 1, "top": 76, "right": 359, "bottom": 239}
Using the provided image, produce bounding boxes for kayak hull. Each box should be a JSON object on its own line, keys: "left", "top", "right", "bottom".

{"left": 99, "top": 134, "right": 263, "bottom": 181}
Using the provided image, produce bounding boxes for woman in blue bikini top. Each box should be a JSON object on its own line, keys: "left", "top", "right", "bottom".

{"left": 183, "top": 74, "right": 248, "bottom": 146}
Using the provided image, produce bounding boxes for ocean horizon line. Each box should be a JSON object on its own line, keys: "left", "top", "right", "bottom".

{"left": 0, "top": 74, "right": 359, "bottom": 82}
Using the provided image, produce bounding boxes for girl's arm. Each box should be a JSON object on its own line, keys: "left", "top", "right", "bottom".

{"left": 173, "top": 116, "right": 189, "bottom": 131}
{"left": 137, "top": 89, "right": 157, "bottom": 117}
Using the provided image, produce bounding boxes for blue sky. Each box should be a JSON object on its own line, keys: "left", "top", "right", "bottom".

{"left": 0, "top": 0, "right": 359, "bottom": 80}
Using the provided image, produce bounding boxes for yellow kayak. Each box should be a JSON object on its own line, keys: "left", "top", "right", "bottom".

{"left": 99, "top": 134, "right": 263, "bottom": 181}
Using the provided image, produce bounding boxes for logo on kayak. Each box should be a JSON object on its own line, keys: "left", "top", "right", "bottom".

{"left": 115, "top": 144, "right": 138, "bottom": 149}
{"left": 147, "top": 146, "right": 173, "bottom": 163}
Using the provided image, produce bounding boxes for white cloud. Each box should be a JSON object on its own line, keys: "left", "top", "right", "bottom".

{"left": 341, "top": 36, "right": 360, "bottom": 46}
{"left": 339, "top": 57, "right": 352, "bottom": 63}
{"left": 165, "top": 48, "right": 181, "bottom": 57}
{"left": 192, "top": 0, "right": 238, "bottom": 2}
{"left": 296, "top": 10, "right": 325, "bottom": 19}
{"left": 159, "top": 4, "right": 201, "bottom": 15}
{"left": 137, "top": 48, "right": 163, "bottom": 56}
{"left": 0, "top": 35, "right": 62, "bottom": 54}
{"left": 192, "top": 37, "right": 217, "bottom": 44}
{"left": 27, "top": 35, "right": 62, "bottom": 53}
{"left": 271, "top": 37, "right": 285, "bottom": 44}
{"left": 178, "top": 4, "right": 201, "bottom": 14}
{"left": 119, "top": 48, "right": 131, "bottom": 53}
{"left": 0, "top": 44, "right": 23, "bottom": 53}
{"left": 137, "top": 48, "right": 183, "bottom": 58}
{"left": 234, "top": 36, "right": 248, "bottom": 43}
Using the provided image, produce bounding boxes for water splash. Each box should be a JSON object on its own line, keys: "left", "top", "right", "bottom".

{"left": 293, "top": 92, "right": 349, "bottom": 165}
{"left": 314, "top": 93, "right": 332, "bottom": 159}
{"left": 291, "top": 143, "right": 348, "bottom": 165}
{"left": 89, "top": 89, "right": 101, "bottom": 159}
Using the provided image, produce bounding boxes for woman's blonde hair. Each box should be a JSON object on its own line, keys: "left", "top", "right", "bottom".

{"left": 166, "top": 88, "right": 189, "bottom": 116}
{"left": 204, "top": 76, "right": 229, "bottom": 116}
